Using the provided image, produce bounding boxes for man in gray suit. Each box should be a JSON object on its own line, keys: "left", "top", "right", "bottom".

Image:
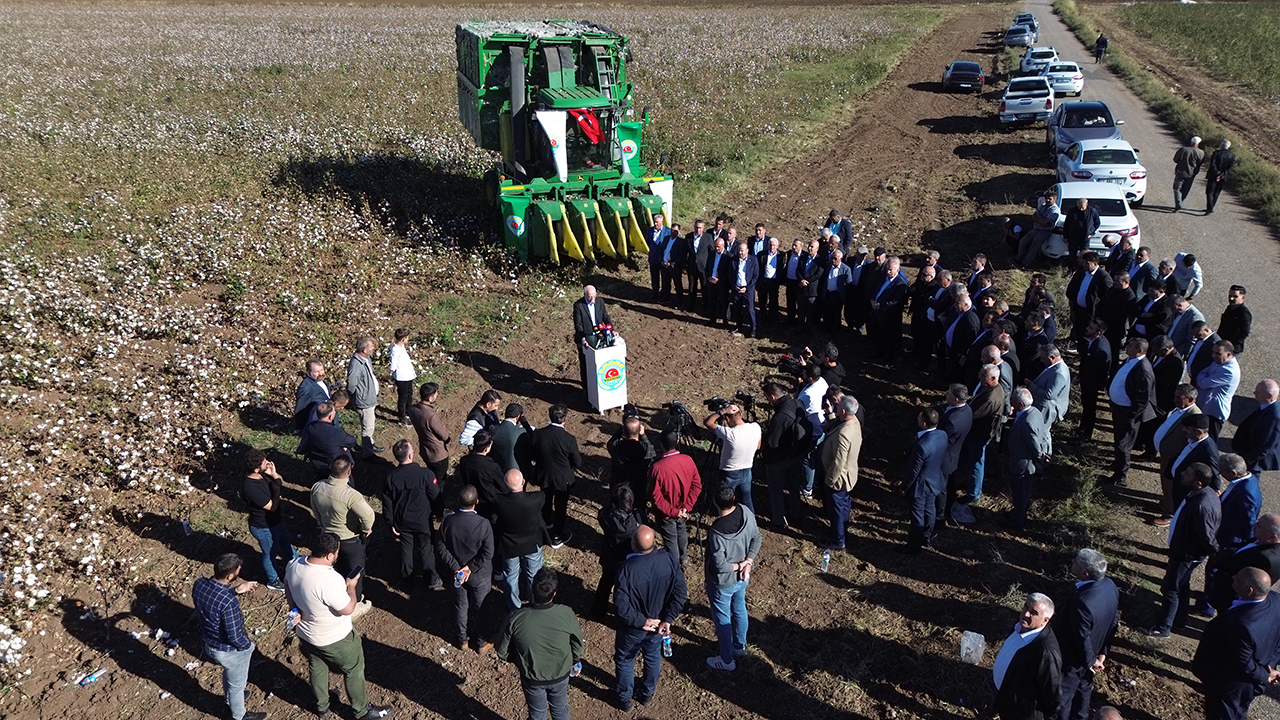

{"left": 347, "top": 336, "right": 384, "bottom": 457}
{"left": 1030, "top": 345, "right": 1070, "bottom": 427}
{"left": 1009, "top": 387, "right": 1051, "bottom": 532}
{"left": 1166, "top": 295, "right": 1204, "bottom": 357}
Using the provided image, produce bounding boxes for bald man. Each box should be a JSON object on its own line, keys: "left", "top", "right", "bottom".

{"left": 1094, "top": 708, "right": 1122, "bottom": 720}
{"left": 1192, "top": 567, "right": 1280, "bottom": 720}
{"left": 572, "top": 285, "right": 613, "bottom": 391}
{"left": 492, "top": 469, "right": 553, "bottom": 611}
{"left": 612, "top": 525, "right": 688, "bottom": 711}
{"left": 1232, "top": 379, "right": 1280, "bottom": 476}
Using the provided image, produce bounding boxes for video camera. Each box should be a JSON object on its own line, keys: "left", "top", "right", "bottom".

{"left": 661, "top": 400, "right": 696, "bottom": 435}
{"left": 704, "top": 396, "right": 730, "bottom": 413}
{"left": 704, "top": 391, "right": 755, "bottom": 415}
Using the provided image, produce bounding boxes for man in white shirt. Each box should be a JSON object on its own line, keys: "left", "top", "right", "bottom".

{"left": 783, "top": 238, "right": 805, "bottom": 323}
{"left": 992, "top": 593, "right": 1062, "bottom": 719}
{"left": 390, "top": 327, "right": 417, "bottom": 425}
{"left": 703, "top": 404, "right": 763, "bottom": 512}
{"left": 756, "top": 236, "right": 783, "bottom": 324}
{"left": 284, "top": 532, "right": 392, "bottom": 720}
{"left": 1173, "top": 252, "right": 1204, "bottom": 300}
{"left": 797, "top": 364, "right": 829, "bottom": 498}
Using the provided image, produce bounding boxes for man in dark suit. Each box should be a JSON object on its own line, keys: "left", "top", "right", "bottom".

{"left": 943, "top": 294, "right": 980, "bottom": 384}
{"left": 1098, "top": 272, "right": 1136, "bottom": 373}
{"left": 938, "top": 385, "right": 973, "bottom": 520}
{"left": 1149, "top": 336, "right": 1185, "bottom": 414}
{"left": 1078, "top": 321, "right": 1112, "bottom": 440}
{"left": 1066, "top": 252, "right": 1112, "bottom": 352}
{"left": 901, "top": 408, "right": 948, "bottom": 554}
{"left": 491, "top": 404, "right": 534, "bottom": 475}
{"left": 1165, "top": 411, "right": 1220, "bottom": 517}
{"left": 457, "top": 432, "right": 506, "bottom": 519}
{"left": 1057, "top": 549, "right": 1120, "bottom": 720}
{"left": 825, "top": 208, "right": 854, "bottom": 252}
{"left": 1156, "top": 258, "right": 1183, "bottom": 298}
{"left": 294, "top": 359, "right": 331, "bottom": 430}
{"left": 1107, "top": 338, "right": 1157, "bottom": 486}
{"left": 1191, "top": 567, "right": 1280, "bottom": 719}
{"left": 300, "top": 402, "right": 356, "bottom": 478}
{"left": 1009, "top": 388, "right": 1051, "bottom": 531}
{"left": 1130, "top": 280, "right": 1173, "bottom": 340}
{"left": 527, "top": 403, "right": 582, "bottom": 548}
{"left": 993, "top": 593, "right": 1062, "bottom": 720}
{"left": 1017, "top": 314, "right": 1051, "bottom": 382}
{"left": 658, "top": 221, "right": 687, "bottom": 305}
{"left": 868, "top": 256, "right": 910, "bottom": 360}
{"left": 781, "top": 238, "right": 806, "bottom": 323}
{"left": 927, "top": 272, "right": 957, "bottom": 370}
{"left": 684, "top": 219, "right": 712, "bottom": 311}
{"left": 381, "top": 440, "right": 443, "bottom": 588}
{"left": 1128, "top": 246, "right": 1157, "bottom": 297}
{"left": 1205, "top": 513, "right": 1280, "bottom": 613}
{"left": 1185, "top": 321, "right": 1222, "bottom": 383}
{"left": 909, "top": 266, "right": 939, "bottom": 360}
{"left": 1147, "top": 461, "right": 1221, "bottom": 638}
{"left": 493, "top": 469, "right": 553, "bottom": 611}
{"left": 644, "top": 214, "right": 671, "bottom": 298}
{"left": 573, "top": 285, "right": 613, "bottom": 391}
{"left": 607, "top": 415, "right": 656, "bottom": 500}
{"left": 438, "top": 484, "right": 495, "bottom": 651}
{"left": 796, "top": 238, "right": 824, "bottom": 325}
{"left": 755, "top": 236, "right": 784, "bottom": 325}
{"left": 819, "top": 249, "right": 853, "bottom": 330}
{"left": 1233, "top": 379, "right": 1280, "bottom": 475}
{"left": 1203, "top": 139, "right": 1237, "bottom": 214}
{"left": 704, "top": 237, "right": 731, "bottom": 326}
{"left": 1217, "top": 454, "right": 1263, "bottom": 554}
{"left": 729, "top": 241, "right": 760, "bottom": 337}
{"left": 1103, "top": 235, "right": 1134, "bottom": 278}
{"left": 1063, "top": 198, "right": 1101, "bottom": 258}
{"left": 959, "top": 365, "right": 1005, "bottom": 507}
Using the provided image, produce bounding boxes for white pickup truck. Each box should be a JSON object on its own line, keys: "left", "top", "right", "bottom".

{"left": 999, "top": 77, "right": 1054, "bottom": 125}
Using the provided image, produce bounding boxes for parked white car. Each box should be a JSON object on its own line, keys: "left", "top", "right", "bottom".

{"left": 1056, "top": 139, "right": 1147, "bottom": 206}
{"left": 1041, "top": 181, "right": 1141, "bottom": 259}
{"left": 999, "top": 77, "right": 1054, "bottom": 124}
{"left": 1019, "top": 46, "right": 1059, "bottom": 76}
{"left": 1040, "top": 61, "right": 1084, "bottom": 96}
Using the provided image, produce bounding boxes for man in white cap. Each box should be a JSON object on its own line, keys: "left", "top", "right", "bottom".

{"left": 1173, "top": 136, "right": 1205, "bottom": 212}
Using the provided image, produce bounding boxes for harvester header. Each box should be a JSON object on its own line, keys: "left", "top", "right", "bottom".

{"left": 456, "top": 20, "right": 673, "bottom": 263}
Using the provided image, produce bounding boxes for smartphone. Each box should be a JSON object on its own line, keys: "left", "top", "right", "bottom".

{"left": 347, "top": 565, "right": 363, "bottom": 580}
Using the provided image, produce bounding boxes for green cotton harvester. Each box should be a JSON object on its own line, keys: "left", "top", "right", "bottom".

{"left": 455, "top": 20, "right": 673, "bottom": 263}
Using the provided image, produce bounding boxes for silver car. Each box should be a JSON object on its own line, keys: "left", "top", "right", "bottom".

{"left": 1004, "top": 25, "right": 1035, "bottom": 47}
{"left": 1045, "top": 101, "right": 1124, "bottom": 158}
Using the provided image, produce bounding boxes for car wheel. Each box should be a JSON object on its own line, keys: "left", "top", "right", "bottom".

{"left": 1131, "top": 197, "right": 1144, "bottom": 208}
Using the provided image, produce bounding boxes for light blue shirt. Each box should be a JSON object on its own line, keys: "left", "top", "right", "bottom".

{"left": 1196, "top": 358, "right": 1240, "bottom": 421}
{"left": 711, "top": 252, "right": 723, "bottom": 280}
{"left": 662, "top": 235, "right": 674, "bottom": 263}
{"left": 764, "top": 252, "right": 778, "bottom": 279}
{"left": 1108, "top": 358, "right": 1140, "bottom": 406}
{"left": 994, "top": 624, "right": 1045, "bottom": 689}
{"left": 736, "top": 260, "right": 747, "bottom": 287}
{"left": 785, "top": 254, "right": 801, "bottom": 280}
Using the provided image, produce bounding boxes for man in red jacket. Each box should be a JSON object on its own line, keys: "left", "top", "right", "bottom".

{"left": 649, "top": 429, "right": 702, "bottom": 567}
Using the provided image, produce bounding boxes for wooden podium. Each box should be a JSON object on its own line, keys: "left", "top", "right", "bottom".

{"left": 584, "top": 336, "right": 628, "bottom": 413}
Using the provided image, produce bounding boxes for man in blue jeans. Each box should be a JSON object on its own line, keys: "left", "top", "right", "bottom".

{"left": 496, "top": 569, "right": 584, "bottom": 720}
{"left": 613, "top": 525, "right": 688, "bottom": 711}
{"left": 192, "top": 553, "right": 268, "bottom": 720}
{"left": 703, "top": 403, "right": 762, "bottom": 512}
{"left": 240, "top": 449, "right": 297, "bottom": 591}
{"left": 493, "top": 469, "right": 551, "bottom": 611}
{"left": 704, "top": 486, "right": 763, "bottom": 671}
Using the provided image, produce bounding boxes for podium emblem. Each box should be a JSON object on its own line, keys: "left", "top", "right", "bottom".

{"left": 598, "top": 358, "right": 626, "bottom": 391}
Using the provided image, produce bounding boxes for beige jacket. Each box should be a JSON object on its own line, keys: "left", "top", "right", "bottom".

{"left": 310, "top": 476, "right": 375, "bottom": 540}
{"left": 820, "top": 416, "right": 862, "bottom": 492}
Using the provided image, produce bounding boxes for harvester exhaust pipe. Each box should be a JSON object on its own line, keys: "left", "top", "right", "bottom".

{"left": 510, "top": 46, "right": 527, "bottom": 177}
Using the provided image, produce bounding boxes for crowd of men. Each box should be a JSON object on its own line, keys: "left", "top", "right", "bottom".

{"left": 189, "top": 205, "right": 1280, "bottom": 720}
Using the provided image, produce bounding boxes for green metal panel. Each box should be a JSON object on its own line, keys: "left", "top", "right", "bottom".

{"left": 498, "top": 194, "right": 533, "bottom": 261}
{"left": 537, "top": 87, "right": 611, "bottom": 108}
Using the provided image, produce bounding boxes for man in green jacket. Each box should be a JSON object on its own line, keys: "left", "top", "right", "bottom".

{"left": 311, "top": 456, "right": 376, "bottom": 610}
{"left": 496, "top": 568, "right": 584, "bottom": 720}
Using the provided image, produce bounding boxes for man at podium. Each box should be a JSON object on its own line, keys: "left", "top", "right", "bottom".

{"left": 573, "top": 285, "right": 613, "bottom": 392}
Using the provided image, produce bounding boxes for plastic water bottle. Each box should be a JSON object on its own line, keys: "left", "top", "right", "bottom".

{"left": 286, "top": 608, "right": 300, "bottom": 636}
{"left": 959, "top": 631, "right": 986, "bottom": 665}
{"left": 454, "top": 570, "right": 465, "bottom": 588}
{"left": 820, "top": 550, "right": 830, "bottom": 573}
{"left": 181, "top": 519, "right": 192, "bottom": 536}
{"left": 571, "top": 661, "right": 582, "bottom": 678}
{"left": 661, "top": 632, "right": 672, "bottom": 658}
{"left": 80, "top": 668, "right": 106, "bottom": 686}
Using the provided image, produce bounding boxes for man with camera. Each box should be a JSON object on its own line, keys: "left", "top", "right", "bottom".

{"left": 704, "top": 403, "right": 762, "bottom": 512}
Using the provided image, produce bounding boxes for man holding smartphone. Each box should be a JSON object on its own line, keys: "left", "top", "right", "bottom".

{"left": 285, "top": 533, "right": 393, "bottom": 720}
{"left": 310, "top": 456, "right": 376, "bottom": 612}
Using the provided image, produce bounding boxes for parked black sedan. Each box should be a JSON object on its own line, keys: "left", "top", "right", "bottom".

{"left": 941, "top": 61, "right": 985, "bottom": 93}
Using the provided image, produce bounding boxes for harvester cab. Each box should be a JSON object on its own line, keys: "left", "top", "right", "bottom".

{"left": 455, "top": 20, "right": 673, "bottom": 263}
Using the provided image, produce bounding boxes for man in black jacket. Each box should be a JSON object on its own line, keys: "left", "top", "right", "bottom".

{"left": 300, "top": 402, "right": 356, "bottom": 479}
{"left": 612, "top": 525, "right": 688, "bottom": 711}
{"left": 381, "top": 440, "right": 443, "bottom": 589}
{"left": 457, "top": 431, "right": 507, "bottom": 520}
{"left": 493, "top": 469, "right": 552, "bottom": 612}
{"left": 868, "top": 256, "right": 910, "bottom": 361}
{"left": 1065, "top": 252, "right": 1112, "bottom": 352}
{"left": 1098, "top": 272, "right": 1135, "bottom": 373}
{"left": 761, "top": 382, "right": 805, "bottom": 529}
{"left": 684, "top": 220, "right": 713, "bottom": 311}
{"left": 659, "top": 225, "right": 688, "bottom": 305}
{"left": 1203, "top": 139, "right": 1236, "bottom": 215}
{"left": 938, "top": 385, "right": 973, "bottom": 523}
{"left": 491, "top": 403, "right": 534, "bottom": 475}
{"left": 1205, "top": 513, "right": 1280, "bottom": 613}
{"left": 528, "top": 403, "right": 583, "bottom": 548}
{"left": 573, "top": 285, "right": 613, "bottom": 391}
{"left": 704, "top": 237, "right": 732, "bottom": 325}
{"left": 795, "top": 238, "right": 824, "bottom": 325}
{"left": 1077, "top": 321, "right": 1112, "bottom": 440}
{"left": 993, "top": 593, "right": 1062, "bottom": 720}
{"left": 1148, "top": 462, "right": 1221, "bottom": 638}
{"left": 1218, "top": 285, "right": 1252, "bottom": 355}
{"left": 756, "top": 236, "right": 784, "bottom": 324}
{"left": 1192, "top": 567, "right": 1280, "bottom": 719}
{"left": 438, "top": 484, "right": 494, "bottom": 651}
{"left": 1062, "top": 199, "right": 1101, "bottom": 258}
{"left": 1057, "top": 549, "right": 1120, "bottom": 720}
{"left": 1130, "top": 280, "right": 1173, "bottom": 340}
{"left": 607, "top": 415, "right": 656, "bottom": 500}
{"left": 1106, "top": 338, "right": 1157, "bottom": 486}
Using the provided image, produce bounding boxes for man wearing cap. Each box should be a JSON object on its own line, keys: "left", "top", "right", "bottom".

{"left": 826, "top": 209, "right": 853, "bottom": 253}
{"left": 1172, "top": 136, "right": 1205, "bottom": 212}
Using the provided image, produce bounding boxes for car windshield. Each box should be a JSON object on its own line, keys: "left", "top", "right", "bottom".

{"left": 1006, "top": 28, "right": 1027, "bottom": 36}
{"left": 1082, "top": 149, "right": 1137, "bottom": 165}
{"left": 1063, "top": 108, "right": 1114, "bottom": 127}
{"left": 1009, "top": 80, "right": 1048, "bottom": 92}
{"left": 1031, "top": 51, "right": 1055, "bottom": 60}
{"left": 1047, "top": 64, "right": 1075, "bottom": 73}
{"left": 952, "top": 62, "right": 981, "bottom": 72}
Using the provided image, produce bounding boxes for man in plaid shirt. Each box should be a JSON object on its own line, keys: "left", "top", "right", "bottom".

{"left": 193, "top": 553, "right": 267, "bottom": 720}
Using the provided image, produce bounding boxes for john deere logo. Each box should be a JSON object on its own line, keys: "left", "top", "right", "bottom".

{"left": 621, "top": 140, "right": 638, "bottom": 159}
{"left": 598, "top": 358, "right": 625, "bottom": 391}
{"left": 506, "top": 215, "right": 526, "bottom": 236}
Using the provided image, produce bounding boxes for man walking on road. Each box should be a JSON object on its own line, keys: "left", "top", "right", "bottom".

{"left": 1172, "top": 136, "right": 1205, "bottom": 212}
{"left": 1204, "top": 139, "right": 1236, "bottom": 215}
{"left": 612, "top": 525, "right": 687, "bottom": 711}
